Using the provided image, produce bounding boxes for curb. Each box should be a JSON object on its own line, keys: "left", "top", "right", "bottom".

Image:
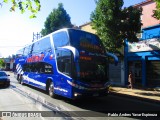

{"left": 109, "top": 91, "right": 160, "bottom": 105}
{"left": 10, "top": 85, "right": 76, "bottom": 117}
{"left": 10, "top": 84, "right": 88, "bottom": 119}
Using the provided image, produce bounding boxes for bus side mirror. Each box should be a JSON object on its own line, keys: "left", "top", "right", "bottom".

{"left": 106, "top": 52, "right": 118, "bottom": 66}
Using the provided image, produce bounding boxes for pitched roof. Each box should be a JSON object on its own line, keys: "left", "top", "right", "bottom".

{"left": 134, "top": 0, "right": 154, "bottom": 7}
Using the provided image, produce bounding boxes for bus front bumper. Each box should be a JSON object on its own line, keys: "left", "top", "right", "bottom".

{"left": 73, "top": 87, "right": 109, "bottom": 99}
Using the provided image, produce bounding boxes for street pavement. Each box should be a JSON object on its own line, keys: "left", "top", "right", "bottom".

{"left": 0, "top": 71, "right": 160, "bottom": 120}
{"left": 0, "top": 87, "right": 45, "bottom": 120}
{"left": 109, "top": 86, "right": 160, "bottom": 105}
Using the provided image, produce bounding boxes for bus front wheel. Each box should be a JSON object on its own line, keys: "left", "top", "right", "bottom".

{"left": 48, "top": 82, "right": 56, "bottom": 98}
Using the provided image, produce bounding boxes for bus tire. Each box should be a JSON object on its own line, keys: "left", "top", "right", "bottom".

{"left": 48, "top": 82, "right": 56, "bottom": 98}
{"left": 19, "top": 75, "right": 24, "bottom": 85}
{"left": 17, "top": 74, "right": 19, "bottom": 80}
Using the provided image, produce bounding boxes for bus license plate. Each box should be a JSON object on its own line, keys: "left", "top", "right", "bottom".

{"left": 93, "top": 93, "right": 99, "bottom": 97}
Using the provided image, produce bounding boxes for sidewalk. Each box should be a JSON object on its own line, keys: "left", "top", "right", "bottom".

{"left": 109, "top": 86, "right": 160, "bottom": 105}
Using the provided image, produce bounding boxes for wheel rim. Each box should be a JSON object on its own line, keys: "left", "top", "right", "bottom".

{"left": 49, "top": 82, "right": 54, "bottom": 96}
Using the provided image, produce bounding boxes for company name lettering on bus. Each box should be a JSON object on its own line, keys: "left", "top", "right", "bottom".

{"left": 80, "top": 42, "right": 103, "bottom": 53}
{"left": 26, "top": 55, "right": 44, "bottom": 63}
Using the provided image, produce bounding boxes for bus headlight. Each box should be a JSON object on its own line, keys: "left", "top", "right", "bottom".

{"left": 74, "top": 92, "right": 81, "bottom": 97}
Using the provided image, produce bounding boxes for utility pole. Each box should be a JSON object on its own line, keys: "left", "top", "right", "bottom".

{"left": 32, "top": 32, "right": 42, "bottom": 42}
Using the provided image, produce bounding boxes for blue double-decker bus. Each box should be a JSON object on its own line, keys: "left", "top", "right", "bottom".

{"left": 15, "top": 28, "right": 118, "bottom": 99}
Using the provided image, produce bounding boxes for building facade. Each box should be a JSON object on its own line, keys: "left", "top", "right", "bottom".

{"left": 125, "top": 0, "right": 160, "bottom": 87}
{"left": 79, "top": 22, "right": 96, "bottom": 34}
{"left": 79, "top": 0, "right": 160, "bottom": 87}
{"left": 4, "top": 58, "right": 14, "bottom": 71}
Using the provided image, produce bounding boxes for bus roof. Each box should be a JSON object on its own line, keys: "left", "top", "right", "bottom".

{"left": 16, "top": 28, "right": 99, "bottom": 53}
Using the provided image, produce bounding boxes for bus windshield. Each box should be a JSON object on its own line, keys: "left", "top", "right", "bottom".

{"left": 76, "top": 56, "right": 108, "bottom": 83}
{"left": 69, "top": 29, "right": 105, "bottom": 54}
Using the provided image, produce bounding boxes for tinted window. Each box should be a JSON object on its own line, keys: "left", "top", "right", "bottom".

{"left": 77, "top": 56, "right": 107, "bottom": 83}
{"left": 53, "top": 31, "right": 69, "bottom": 48}
{"left": 24, "top": 45, "right": 32, "bottom": 56}
{"left": 57, "top": 50, "right": 72, "bottom": 76}
{"left": 23, "top": 62, "right": 53, "bottom": 74}
{"left": 32, "top": 37, "right": 51, "bottom": 54}
{"left": 39, "top": 37, "right": 51, "bottom": 53}
{"left": 32, "top": 42, "right": 39, "bottom": 54}
{"left": 69, "top": 29, "right": 105, "bottom": 54}
{"left": 17, "top": 48, "right": 24, "bottom": 55}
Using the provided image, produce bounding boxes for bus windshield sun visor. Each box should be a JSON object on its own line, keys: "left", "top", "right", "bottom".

{"left": 106, "top": 52, "right": 118, "bottom": 66}
{"left": 57, "top": 46, "right": 79, "bottom": 62}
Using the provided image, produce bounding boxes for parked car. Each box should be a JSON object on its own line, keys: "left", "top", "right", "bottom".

{"left": 0, "top": 71, "right": 10, "bottom": 87}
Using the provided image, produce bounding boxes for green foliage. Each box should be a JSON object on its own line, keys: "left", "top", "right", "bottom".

{"left": 41, "top": 3, "right": 73, "bottom": 36}
{"left": 2, "top": 0, "right": 41, "bottom": 18}
{"left": 0, "top": 59, "right": 5, "bottom": 68}
{"left": 153, "top": 0, "right": 160, "bottom": 19}
{"left": 91, "top": 0, "right": 142, "bottom": 52}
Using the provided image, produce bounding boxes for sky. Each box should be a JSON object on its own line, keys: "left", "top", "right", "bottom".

{"left": 0, "top": 0, "right": 146, "bottom": 58}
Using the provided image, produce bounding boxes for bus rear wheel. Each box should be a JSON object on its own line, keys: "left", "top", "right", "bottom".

{"left": 19, "top": 75, "right": 24, "bottom": 85}
{"left": 48, "top": 82, "right": 56, "bottom": 98}
{"left": 17, "top": 75, "right": 19, "bottom": 81}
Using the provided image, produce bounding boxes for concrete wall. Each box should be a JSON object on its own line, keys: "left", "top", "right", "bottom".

{"left": 135, "top": 0, "right": 159, "bottom": 28}
{"left": 79, "top": 22, "right": 96, "bottom": 34}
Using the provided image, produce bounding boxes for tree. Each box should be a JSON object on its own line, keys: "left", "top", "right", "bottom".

{"left": 41, "top": 3, "right": 73, "bottom": 36}
{"left": 1, "top": 0, "right": 41, "bottom": 18}
{"left": 90, "top": 0, "right": 142, "bottom": 52}
{"left": 0, "top": 59, "right": 5, "bottom": 68}
{"left": 153, "top": 0, "right": 160, "bottom": 19}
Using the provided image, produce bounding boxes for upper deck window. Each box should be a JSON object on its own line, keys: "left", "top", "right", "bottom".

{"left": 23, "top": 45, "right": 32, "bottom": 56}
{"left": 53, "top": 31, "right": 69, "bottom": 48}
{"left": 32, "top": 37, "right": 51, "bottom": 54}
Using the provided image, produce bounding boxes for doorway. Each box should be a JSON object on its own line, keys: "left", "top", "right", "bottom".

{"left": 146, "top": 61, "right": 160, "bottom": 87}
{"left": 128, "top": 61, "right": 142, "bottom": 87}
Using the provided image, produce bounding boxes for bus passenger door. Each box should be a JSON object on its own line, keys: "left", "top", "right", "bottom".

{"left": 56, "top": 50, "right": 72, "bottom": 97}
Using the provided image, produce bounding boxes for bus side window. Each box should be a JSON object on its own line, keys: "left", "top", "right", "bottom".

{"left": 53, "top": 31, "right": 69, "bottom": 48}
{"left": 39, "top": 62, "right": 45, "bottom": 73}
{"left": 40, "top": 68, "right": 45, "bottom": 73}
{"left": 32, "top": 42, "right": 40, "bottom": 54}
{"left": 39, "top": 37, "right": 51, "bottom": 53}
{"left": 57, "top": 50, "right": 72, "bottom": 76}
{"left": 16, "top": 48, "right": 24, "bottom": 58}
{"left": 23, "top": 63, "right": 31, "bottom": 72}
{"left": 24, "top": 45, "right": 32, "bottom": 56}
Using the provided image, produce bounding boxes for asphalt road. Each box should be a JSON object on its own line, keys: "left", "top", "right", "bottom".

{"left": 1, "top": 71, "right": 160, "bottom": 120}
